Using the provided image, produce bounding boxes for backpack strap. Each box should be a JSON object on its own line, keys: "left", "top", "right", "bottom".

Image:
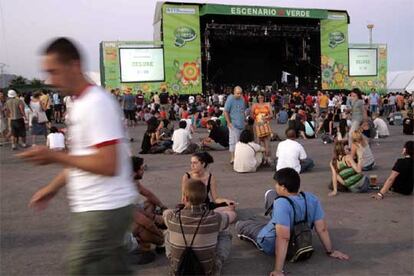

{"left": 178, "top": 208, "right": 207, "bottom": 247}
{"left": 299, "top": 192, "right": 309, "bottom": 223}
{"left": 206, "top": 173, "right": 212, "bottom": 195}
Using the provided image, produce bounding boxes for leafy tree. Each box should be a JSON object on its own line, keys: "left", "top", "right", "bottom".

{"left": 30, "top": 78, "right": 44, "bottom": 87}
{"left": 9, "top": 75, "right": 28, "bottom": 86}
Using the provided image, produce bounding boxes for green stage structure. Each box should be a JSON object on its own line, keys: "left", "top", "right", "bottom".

{"left": 99, "top": 2, "right": 387, "bottom": 95}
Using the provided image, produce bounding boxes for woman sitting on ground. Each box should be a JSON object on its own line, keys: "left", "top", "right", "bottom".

{"left": 140, "top": 117, "right": 166, "bottom": 154}
{"left": 233, "top": 129, "right": 265, "bottom": 173}
{"left": 350, "top": 130, "right": 375, "bottom": 171}
{"left": 372, "top": 141, "right": 414, "bottom": 199}
{"left": 181, "top": 152, "right": 234, "bottom": 206}
{"left": 329, "top": 141, "right": 369, "bottom": 196}
{"left": 336, "top": 113, "right": 349, "bottom": 141}
{"left": 316, "top": 112, "right": 334, "bottom": 143}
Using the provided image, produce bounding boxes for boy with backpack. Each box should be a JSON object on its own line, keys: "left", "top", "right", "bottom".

{"left": 163, "top": 179, "right": 237, "bottom": 275}
{"left": 236, "top": 168, "right": 349, "bottom": 275}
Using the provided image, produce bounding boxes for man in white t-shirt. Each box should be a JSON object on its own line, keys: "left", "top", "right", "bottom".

{"left": 188, "top": 95, "right": 195, "bottom": 105}
{"left": 171, "top": 120, "right": 198, "bottom": 154}
{"left": 373, "top": 113, "right": 390, "bottom": 138}
{"left": 276, "top": 128, "right": 314, "bottom": 173}
{"left": 18, "top": 38, "right": 138, "bottom": 275}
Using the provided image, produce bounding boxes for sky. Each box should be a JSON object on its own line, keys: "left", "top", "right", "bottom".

{"left": 0, "top": 0, "right": 413, "bottom": 80}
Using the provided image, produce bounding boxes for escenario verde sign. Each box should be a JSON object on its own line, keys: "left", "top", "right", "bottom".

{"left": 200, "top": 4, "right": 328, "bottom": 19}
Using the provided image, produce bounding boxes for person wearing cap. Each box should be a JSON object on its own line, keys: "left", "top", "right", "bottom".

{"left": 4, "top": 89, "right": 27, "bottom": 149}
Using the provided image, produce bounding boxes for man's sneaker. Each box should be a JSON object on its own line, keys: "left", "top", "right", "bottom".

{"left": 237, "top": 234, "right": 263, "bottom": 251}
{"left": 11, "top": 145, "right": 17, "bottom": 150}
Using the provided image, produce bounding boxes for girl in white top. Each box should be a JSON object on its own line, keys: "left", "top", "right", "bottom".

{"left": 234, "top": 129, "right": 265, "bottom": 173}
{"left": 46, "top": 126, "right": 65, "bottom": 151}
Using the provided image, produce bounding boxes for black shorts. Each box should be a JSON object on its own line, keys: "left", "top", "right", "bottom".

{"left": 11, "top": 118, "right": 26, "bottom": 138}
{"left": 54, "top": 104, "right": 62, "bottom": 112}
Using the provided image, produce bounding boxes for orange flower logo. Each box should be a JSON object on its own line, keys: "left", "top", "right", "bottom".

{"left": 180, "top": 62, "right": 200, "bottom": 82}
{"left": 142, "top": 84, "right": 150, "bottom": 92}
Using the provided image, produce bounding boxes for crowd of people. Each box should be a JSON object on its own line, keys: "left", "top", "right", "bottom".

{"left": 6, "top": 37, "right": 414, "bottom": 276}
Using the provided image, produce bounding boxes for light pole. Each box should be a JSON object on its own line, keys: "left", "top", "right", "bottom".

{"left": 0, "top": 63, "right": 9, "bottom": 88}
{"left": 367, "top": 24, "right": 374, "bottom": 46}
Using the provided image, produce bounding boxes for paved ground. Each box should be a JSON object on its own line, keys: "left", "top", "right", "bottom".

{"left": 1, "top": 121, "right": 413, "bottom": 276}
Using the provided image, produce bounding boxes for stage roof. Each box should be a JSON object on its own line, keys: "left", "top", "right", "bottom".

{"left": 154, "top": 2, "right": 350, "bottom": 23}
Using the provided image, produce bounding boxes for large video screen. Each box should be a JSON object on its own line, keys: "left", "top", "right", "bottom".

{"left": 119, "top": 48, "right": 165, "bottom": 82}
{"left": 348, "top": 48, "right": 377, "bottom": 76}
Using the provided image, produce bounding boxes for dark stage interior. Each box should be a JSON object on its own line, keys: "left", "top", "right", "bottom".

{"left": 200, "top": 15, "right": 321, "bottom": 90}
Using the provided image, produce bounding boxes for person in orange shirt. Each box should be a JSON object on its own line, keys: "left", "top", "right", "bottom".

{"left": 251, "top": 92, "right": 273, "bottom": 165}
{"left": 318, "top": 91, "right": 329, "bottom": 114}
{"left": 396, "top": 93, "right": 405, "bottom": 111}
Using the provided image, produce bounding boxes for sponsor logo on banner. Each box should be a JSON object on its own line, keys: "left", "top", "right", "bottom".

{"left": 328, "top": 32, "right": 345, "bottom": 48}
{"left": 174, "top": 26, "right": 197, "bottom": 47}
{"left": 166, "top": 7, "right": 196, "bottom": 14}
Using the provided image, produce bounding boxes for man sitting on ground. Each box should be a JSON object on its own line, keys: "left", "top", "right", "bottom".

{"left": 163, "top": 179, "right": 237, "bottom": 275}
{"left": 276, "top": 128, "right": 314, "bottom": 173}
{"left": 201, "top": 119, "right": 229, "bottom": 151}
{"left": 372, "top": 113, "right": 389, "bottom": 138}
{"left": 170, "top": 120, "right": 198, "bottom": 154}
{"left": 236, "top": 168, "right": 349, "bottom": 276}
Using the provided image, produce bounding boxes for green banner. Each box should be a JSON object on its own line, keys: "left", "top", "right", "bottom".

{"left": 320, "top": 14, "right": 349, "bottom": 90}
{"left": 200, "top": 4, "right": 328, "bottom": 19}
{"left": 163, "top": 4, "right": 202, "bottom": 95}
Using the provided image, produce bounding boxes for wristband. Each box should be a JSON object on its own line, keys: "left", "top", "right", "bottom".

{"left": 326, "top": 251, "right": 333, "bottom": 256}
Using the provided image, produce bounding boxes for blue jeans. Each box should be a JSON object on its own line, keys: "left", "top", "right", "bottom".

{"left": 300, "top": 158, "right": 315, "bottom": 173}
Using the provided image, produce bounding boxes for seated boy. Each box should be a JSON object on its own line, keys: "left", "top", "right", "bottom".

{"left": 236, "top": 168, "right": 349, "bottom": 275}
{"left": 163, "top": 179, "right": 237, "bottom": 275}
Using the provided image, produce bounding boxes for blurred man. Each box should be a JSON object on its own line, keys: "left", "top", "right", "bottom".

{"left": 18, "top": 37, "right": 138, "bottom": 275}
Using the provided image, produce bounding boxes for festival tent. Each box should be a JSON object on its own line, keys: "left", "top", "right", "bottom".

{"left": 387, "top": 70, "right": 414, "bottom": 93}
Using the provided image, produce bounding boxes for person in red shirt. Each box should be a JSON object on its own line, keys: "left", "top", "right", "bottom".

{"left": 305, "top": 94, "right": 314, "bottom": 108}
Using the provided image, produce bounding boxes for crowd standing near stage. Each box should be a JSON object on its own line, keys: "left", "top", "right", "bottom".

{"left": 2, "top": 38, "right": 413, "bottom": 275}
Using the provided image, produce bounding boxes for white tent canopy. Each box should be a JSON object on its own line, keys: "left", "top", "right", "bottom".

{"left": 387, "top": 70, "right": 414, "bottom": 93}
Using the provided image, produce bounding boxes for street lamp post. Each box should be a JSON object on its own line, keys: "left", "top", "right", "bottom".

{"left": 367, "top": 24, "right": 374, "bottom": 46}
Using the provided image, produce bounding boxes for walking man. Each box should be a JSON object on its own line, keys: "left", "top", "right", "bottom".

{"left": 4, "top": 89, "right": 27, "bottom": 150}
{"left": 224, "top": 86, "right": 245, "bottom": 164}
{"left": 18, "top": 37, "right": 138, "bottom": 275}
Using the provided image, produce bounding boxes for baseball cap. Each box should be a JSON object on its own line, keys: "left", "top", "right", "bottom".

{"left": 8, "top": 90, "right": 17, "bottom": 98}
